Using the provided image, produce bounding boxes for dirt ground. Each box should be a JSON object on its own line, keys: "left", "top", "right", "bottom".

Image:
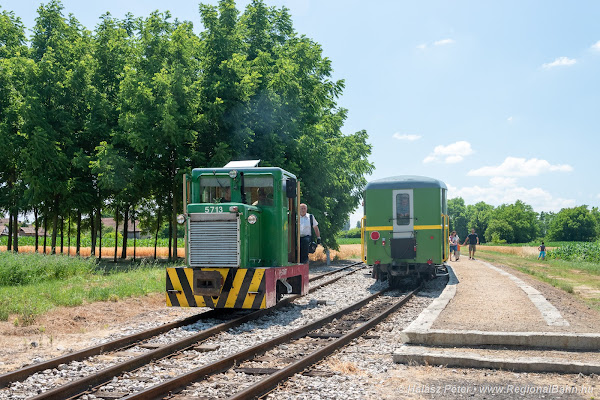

{"left": 1, "top": 246, "right": 598, "bottom": 399}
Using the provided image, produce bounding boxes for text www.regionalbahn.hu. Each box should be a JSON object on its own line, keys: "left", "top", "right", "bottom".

{"left": 400, "top": 384, "right": 594, "bottom": 395}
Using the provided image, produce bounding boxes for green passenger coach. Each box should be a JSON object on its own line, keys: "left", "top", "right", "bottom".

{"left": 361, "top": 175, "right": 449, "bottom": 286}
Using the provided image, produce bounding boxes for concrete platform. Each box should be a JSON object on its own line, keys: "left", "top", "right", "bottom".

{"left": 393, "top": 345, "right": 600, "bottom": 374}
{"left": 400, "top": 330, "right": 600, "bottom": 350}
{"left": 396, "top": 261, "right": 600, "bottom": 372}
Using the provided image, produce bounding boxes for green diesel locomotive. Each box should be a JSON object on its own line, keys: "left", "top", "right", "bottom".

{"left": 166, "top": 161, "right": 308, "bottom": 309}
{"left": 361, "top": 175, "right": 449, "bottom": 286}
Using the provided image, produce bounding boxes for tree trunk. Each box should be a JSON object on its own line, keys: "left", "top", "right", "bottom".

{"left": 90, "top": 208, "right": 96, "bottom": 256}
{"left": 113, "top": 205, "right": 119, "bottom": 263}
{"left": 97, "top": 208, "right": 102, "bottom": 260}
{"left": 121, "top": 204, "right": 129, "bottom": 259}
{"left": 43, "top": 214, "right": 47, "bottom": 254}
{"left": 67, "top": 213, "right": 71, "bottom": 256}
{"left": 154, "top": 207, "right": 161, "bottom": 260}
{"left": 132, "top": 207, "right": 137, "bottom": 262}
{"left": 12, "top": 210, "right": 18, "bottom": 253}
{"left": 168, "top": 194, "right": 172, "bottom": 261}
{"left": 34, "top": 208, "right": 39, "bottom": 253}
{"left": 60, "top": 215, "right": 64, "bottom": 254}
{"left": 76, "top": 211, "right": 82, "bottom": 256}
{"left": 7, "top": 212, "right": 12, "bottom": 252}
{"left": 172, "top": 189, "right": 178, "bottom": 259}
{"left": 51, "top": 197, "right": 59, "bottom": 255}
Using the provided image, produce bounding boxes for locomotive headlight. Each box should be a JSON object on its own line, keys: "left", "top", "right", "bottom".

{"left": 247, "top": 214, "right": 257, "bottom": 224}
{"left": 228, "top": 170, "right": 238, "bottom": 179}
{"left": 177, "top": 214, "right": 186, "bottom": 224}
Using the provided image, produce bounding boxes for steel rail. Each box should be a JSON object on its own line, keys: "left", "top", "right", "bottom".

{"left": 28, "top": 266, "right": 365, "bottom": 400}
{"left": 0, "top": 309, "right": 222, "bottom": 388}
{"left": 120, "top": 285, "right": 411, "bottom": 400}
{"left": 1, "top": 262, "right": 363, "bottom": 390}
{"left": 229, "top": 285, "right": 421, "bottom": 400}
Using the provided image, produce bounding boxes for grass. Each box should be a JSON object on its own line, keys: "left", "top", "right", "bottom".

{"left": 476, "top": 247, "right": 600, "bottom": 311}
{"left": 0, "top": 252, "right": 181, "bottom": 325}
{"left": 336, "top": 237, "right": 361, "bottom": 245}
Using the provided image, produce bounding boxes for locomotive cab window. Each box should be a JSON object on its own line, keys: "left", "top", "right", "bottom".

{"left": 396, "top": 193, "right": 411, "bottom": 225}
{"left": 200, "top": 176, "right": 231, "bottom": 203}
{"left": 245, "top": 176, "right": 274, "bottom": 206}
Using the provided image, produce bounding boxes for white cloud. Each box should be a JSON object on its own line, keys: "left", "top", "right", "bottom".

{"left": 416, "top": 43, "right": 427, "bottom": 50}
{"left": 468, "top": 157, "right": 573, "bottom": 177}
{"left": 507, "top": 116, "right": 513, "bottom": 123}
{"left": 448, "top": 183, "right": 576, "bottom": 213}
{"left": 434, "top": 38, "right": 455, "bottom": 46}
{"left": 393, "top": 133, "right": 421, "bottom": 141}
{"left": 423, "top": 141, "right": 473, "bottom": 164}
{"left": 591, "top": 40, "right": 600, "bottom": 51}
{"left": 542, "top": 56, "right": 576, "bottom": 69}
{"left": 489, "top": 177, "right": 517, "bottom": 187}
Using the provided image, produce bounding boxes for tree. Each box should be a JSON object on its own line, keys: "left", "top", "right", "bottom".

{"left": 547, "top": 206, "right": 597, "bottom": 242}
{"left": 448, "top": 197, "right": 468, "bottom": 236}
{"left": 196, "top": 0, "right": 373, "bottom": 249}
{"left": 24, "top": 1, "right": 91, "bottom": 254}
{"left": 485, "top": 200, "right": 538, "bottom": 243}
{"left": 0, "top": 8, "right": 30, "bottom": 252}
{"left": 465, "top": 201, "right": 493, "bottom": 243}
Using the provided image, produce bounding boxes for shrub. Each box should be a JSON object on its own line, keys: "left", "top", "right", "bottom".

{"left": 0, "top": 252, "right": 95, "bottom": 286}
{"left": 547, "top": 241, "right": 600, "bottom": 263}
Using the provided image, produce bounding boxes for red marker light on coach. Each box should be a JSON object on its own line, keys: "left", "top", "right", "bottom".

{"left": 370, "top": 231, "right": 380, "bottom": 241}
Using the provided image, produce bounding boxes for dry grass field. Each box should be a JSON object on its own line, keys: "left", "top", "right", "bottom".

{"left": 0, "top": 245, "right": 177, "bottom": 258}
{"left": 1, "top": 244, "right": 360, "bottom": 261}
{"left": 479, "top": 245, "right": 549, "bottom": 257}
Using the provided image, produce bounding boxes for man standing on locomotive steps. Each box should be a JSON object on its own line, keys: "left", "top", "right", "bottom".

{"left": 299, "top": 203, "right": 321, "bottom": 264}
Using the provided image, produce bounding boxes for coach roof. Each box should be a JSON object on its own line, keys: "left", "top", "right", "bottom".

{"left": 365, "top": 175, "right": 447, "bottom": 190}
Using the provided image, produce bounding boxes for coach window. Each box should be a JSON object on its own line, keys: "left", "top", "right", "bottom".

{"left": 245, "top": 176, "right": 274, "bottom": 206}
{"left": 396, "top": 193, "right": 410, "bottom": 225}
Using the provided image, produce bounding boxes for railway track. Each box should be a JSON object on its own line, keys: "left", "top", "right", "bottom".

{"left": 168, "top": 285, "right": 420, "bottom": 400}
{"left": 0, "top": 262, "right": 365, "bottom": 399}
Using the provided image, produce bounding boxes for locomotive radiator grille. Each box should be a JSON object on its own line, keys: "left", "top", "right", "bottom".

{"left": 189, "top": 213, "right": 240, "bottom": 267}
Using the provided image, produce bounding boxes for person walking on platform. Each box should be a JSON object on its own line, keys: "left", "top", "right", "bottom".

{"left": 463, "top": 228, "right": 479, "bottom": 260}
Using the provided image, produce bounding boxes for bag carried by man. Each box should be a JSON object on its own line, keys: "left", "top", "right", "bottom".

{"left": 308, "top": 214, "right": 317, "bottom": 253}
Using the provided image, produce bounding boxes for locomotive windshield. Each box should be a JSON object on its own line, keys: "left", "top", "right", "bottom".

{"left": 396, "top": 193, "right": 411, "bottom": 225}
{"left": 200, "top": 176, "right": 230, "bottom": 203}
{"left": 245, "top": 175, "right": 274, "bottom": 206}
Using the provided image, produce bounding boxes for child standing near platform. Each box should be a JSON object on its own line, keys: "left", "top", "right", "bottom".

{"left": 538, "top": 242, "right": 546, "bottom": 260}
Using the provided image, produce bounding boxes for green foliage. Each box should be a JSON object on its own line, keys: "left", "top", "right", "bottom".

{"left": 547, "top": 206, "right": 598, "bottom": 242}
{"left": 0, "top": 252, "right": 95, "bottom": 286}
{"left": 337, "top": 227, "right": 362, "bottom": 238}
{"left": 485, "top": 200, "right": 539, "bottom": 243}
{"left": 1, "top": 0, "right": 371, "bottom": 257}
{"left": 448, "top": 197, "right": 468, "bottom": 236}
{"left": 465, "top": 201, "right": 493, "bottom": 242}
{"left": 547, "top": 241, "right": 600, "bottom": 264}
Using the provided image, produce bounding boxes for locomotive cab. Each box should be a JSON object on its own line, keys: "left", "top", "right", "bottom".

{"left": 166, "top": 162, "right": 309, "bottom": 309}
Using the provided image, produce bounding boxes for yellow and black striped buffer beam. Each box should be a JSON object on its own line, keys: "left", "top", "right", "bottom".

{"left": 166, "top": 267, "right": 267, "bottom": 309}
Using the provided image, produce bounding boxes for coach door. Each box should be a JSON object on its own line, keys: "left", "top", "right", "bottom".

{"left": 391, "top": 190, "right": 416, "bottom": 259}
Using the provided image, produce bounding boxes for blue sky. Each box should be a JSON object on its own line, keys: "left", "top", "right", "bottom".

{"left": 3, "top": 0, "right": 599, "bottom": 227}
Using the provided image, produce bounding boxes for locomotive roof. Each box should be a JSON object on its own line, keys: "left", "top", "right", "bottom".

{"left": 365, "top": 175, "right": 447, "bottom": 190}
{"left": 192, "top": 166, "right": 296, "bottom": 179}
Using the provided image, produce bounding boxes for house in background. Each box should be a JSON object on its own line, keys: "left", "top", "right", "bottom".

{"left": 1, "top": 218, "right": 10, "bottom": 236}
{"left": 19, "top": 226, "right": 46, "bottom": 237}
{"left": 101, "top": 217, "right": 142, "bottom": 239}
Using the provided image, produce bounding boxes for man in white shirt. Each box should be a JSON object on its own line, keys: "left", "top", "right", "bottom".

{"left": 299, "top": 203, "right": 321, "bottom": 263}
